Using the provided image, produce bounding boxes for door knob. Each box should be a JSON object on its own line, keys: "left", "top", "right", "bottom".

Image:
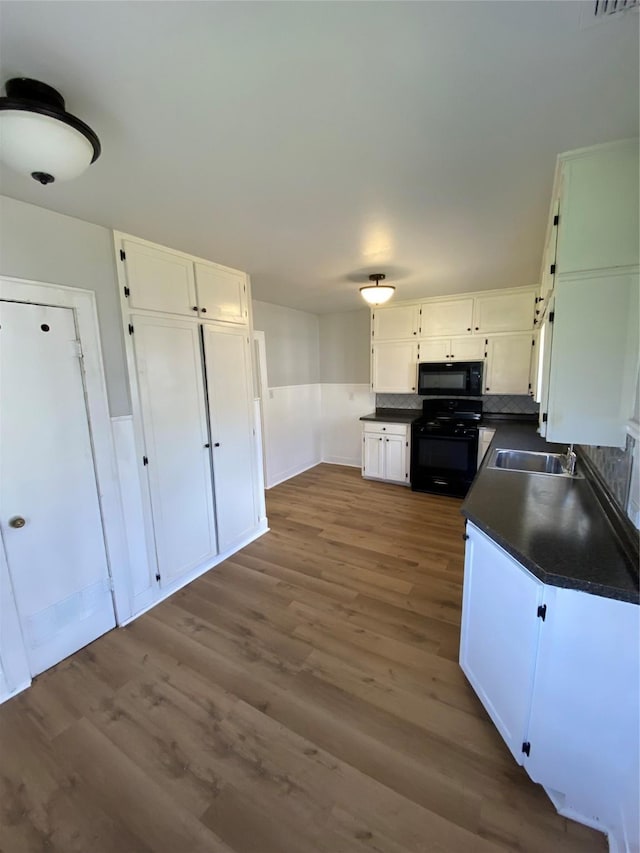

{"left": 9, "top": 516, "right": 26, "bottom": 529}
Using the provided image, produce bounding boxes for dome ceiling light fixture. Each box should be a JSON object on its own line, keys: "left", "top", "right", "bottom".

{"left": 360, "top": 273, "right": 396, "bottom": 306}
{"left": 0, "top": 77, "right": 101, "bottom": 185}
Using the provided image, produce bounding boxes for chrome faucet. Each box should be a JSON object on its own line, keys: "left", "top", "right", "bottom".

{"left": 562, "top": 444, "right": 577, "bottom": 476}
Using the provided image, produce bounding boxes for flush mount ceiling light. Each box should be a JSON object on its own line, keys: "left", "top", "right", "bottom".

{"left": 0, "top": 78, "right": 101, "bottom": 185}
{"left": 360, "top": 273, "right": 396, "bottom": 306}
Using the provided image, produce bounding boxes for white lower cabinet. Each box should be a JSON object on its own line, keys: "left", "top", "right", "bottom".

{"left": 461, "top": 522, "right": 640, "bottom": 848}
{"left": 484, "top": 333, "right": 534, "bottom": 395}
{"left": 362, "top": 422, "right": 410, "bottom": 485}
{"left": 460, "top": 524, "right": 544, "bottom": 763}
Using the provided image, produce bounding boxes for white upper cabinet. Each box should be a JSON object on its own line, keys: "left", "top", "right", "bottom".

{"left": 420, "top": 298, "right": 473, "bottom": 337}
{"left": 119, "top": 236, "right": 249, "bottom": 324}
{"left": 556, "top": 140, "right": 639, "bottom": 275}
{"left": 194, "top": 262, "right": 248, "bottom": 325}
{"left": 372, "top": 304, "right": 419, "bottom": 341}
{"left": 473, "top": 290, "right": 536, "bottom": 334}
{"left": 545, "top": 270, "right": 639, "bottom": 446}
{"left": 419, "top": 336, "right": 485, "bottom": 362}
{"left": 484, "top": 333, "right": 534, "bottom": 396}
{"left": 123, "top": 240, "right": 197, "bottom": 316}
{"left": 372, "top": 342, "right": 418, "bottom": 392}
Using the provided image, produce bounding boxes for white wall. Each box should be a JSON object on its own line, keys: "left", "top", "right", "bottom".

{"left": 0, "top": 195, "right": 130, "bottom": 416}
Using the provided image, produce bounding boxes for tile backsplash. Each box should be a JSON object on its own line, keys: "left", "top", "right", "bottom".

{"left": 579, "top": 435, "right": 635, "bottom": 512}
{"left": 376, "top": 393, "right": 540, "bottom": 415}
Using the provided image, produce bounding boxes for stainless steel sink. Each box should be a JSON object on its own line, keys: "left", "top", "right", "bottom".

{"left": 488, "top": 448, "right": 583, "bottom": 478}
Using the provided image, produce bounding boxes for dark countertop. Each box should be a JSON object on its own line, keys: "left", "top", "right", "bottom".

{"left": 462, "top": 419, "right": 639, "bottom": 604}
{"left": 360, "top": 409, "right": 420, "bottom": 424}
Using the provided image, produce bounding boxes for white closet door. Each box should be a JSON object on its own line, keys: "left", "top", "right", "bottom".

{"left": 132, "top": 315, "right": 217, "bottom": 583}
{"left": 203, "top": 325, "right": 258, "bottom": 552}
{"left": 0, "top": 302, "right": 115, "bottom": 676}
{"left": 123, "top": 240, "right": 197, "bottom": 316}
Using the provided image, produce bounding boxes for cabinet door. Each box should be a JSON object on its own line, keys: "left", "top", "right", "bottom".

{"left": 195, "top": 262, "right": 248, "bottom": 325}
{"left": 419, "top": 338, "right": 450, "bottom": 361}
{"left": 473, "top": 291, "right": 535, "bottom": 334}
{"left": 203, "top": 325, "right": 258, "bottom": 552}
{"left": 362, "top": 433, "right": 385, "bottom": 479}
{"left": 372, "top": 342, "right": 418, "bottom": 393}
{"left": 546, "top": 270, "right": 639, "bottom": 446}
{"left": 460, "top": 523, "right": 544, "bottom": 763}
{"left": 449, "top": 336, "right": 485, "bottom": 361}
{"left": 132, "top": 315, "right": 217, "bottom": 584}
{"left": 525, "top": 587, "right": 640, "bottom": 834}
{"left": 372, "top": 305, "right": 419, "bottom": 341}
{"left": 485, "top": 333, "right": 534, "bottom": 395}
{"left": 384, "top": 434, "right": 407, "bottom": 483}
{"left": 421, "top": 298, "right": 473, "bottom": 337}
{"left": 557, "top": 141, "right": 639, "bottom": 274}
{"left": 122, "top": 240, "right": 197, "bottom": 316}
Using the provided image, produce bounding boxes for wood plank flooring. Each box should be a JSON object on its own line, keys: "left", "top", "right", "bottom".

{"left": 0, "top": 464, "right": 607, "bottom": 853}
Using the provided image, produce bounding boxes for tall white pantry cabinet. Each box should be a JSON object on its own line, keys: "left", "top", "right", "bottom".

{"left": 114, "top": 232, "right": 267, "bottom": 619}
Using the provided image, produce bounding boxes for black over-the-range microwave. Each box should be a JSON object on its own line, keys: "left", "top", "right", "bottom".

{"left": 417, "top": 361, "right": 484, "bottom": 396}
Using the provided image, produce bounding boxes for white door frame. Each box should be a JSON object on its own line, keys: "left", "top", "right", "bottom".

{"left": 0, "top": 277, "right": 131, "bottom": 637}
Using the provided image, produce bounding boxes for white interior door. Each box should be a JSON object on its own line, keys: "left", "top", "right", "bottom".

{"left": 0, "top": 301, "right": 115, "bottom": 676}
{"left": 203, "top": 325, "right": 258, "bottom": 552}
{"left": 132, "top": 315, "right": 217, "bottom": 584}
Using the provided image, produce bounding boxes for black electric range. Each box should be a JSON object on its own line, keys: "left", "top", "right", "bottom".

{"left": 410, "top": 398, "right": 483, "bottom": 497}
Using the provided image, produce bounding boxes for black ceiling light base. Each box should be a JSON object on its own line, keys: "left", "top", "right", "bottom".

{"left": 0, "top": 77, "right": 101, "bottom": 165}
{"left": 31, "top": 171, "right": 55, "bottom": 185}
{"left": 369, "top": 273, "right": 386, "bottom": 284}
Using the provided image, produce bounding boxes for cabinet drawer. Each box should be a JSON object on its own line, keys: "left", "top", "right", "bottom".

{"left": 362, "top": 422, "right": 409, "bottom": 436}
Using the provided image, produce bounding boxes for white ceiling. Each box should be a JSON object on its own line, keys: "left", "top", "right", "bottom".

{"left": 1, "top": 1, "right": 638, "bottom": 313}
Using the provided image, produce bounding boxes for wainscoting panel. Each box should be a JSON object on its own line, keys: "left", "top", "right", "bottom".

{"left": 321, "top": 383, "right": 376, "bottom": 467}
{"left": 261, "top": 384, "right": 322, "bottom": 488}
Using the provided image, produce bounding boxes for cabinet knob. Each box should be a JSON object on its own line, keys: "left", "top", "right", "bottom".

{"left": 467, "top": 327, "right": 471, "bottom": 331}
{"left": 379, "top": 437, "right": 382, "bottom": 441}
{"left": 204, "top": 443, "right": 210, "bottom": 448}
{"left": 9, "top": 516, "right": 26, "bottom": 529}
{"left": 411, "top": 386, "right": 415, "bottom": 391}
{"left": 201, "top": 308, "right": 207, "bottom": 314}
{"left": 382, "top": 427, "right": 386, "bottom": 430}
{"left": 475, "top": 326, "right": 479, "bottom": 331}
{"left": 486, "top": 387, "right": 490, "bottom": 391}
{"left": 386, "top": 438, "right": 389, "bottom": 442}
{"left": 413, "top": 331, "right": 416, "bottom": 335}
{"left": 451, "top": 354, "right": 455, "bottom": 358}
{"left": 192, "top": 306, "right": 198, "bottom": 312}
{"left": 214, "top": 442, "right": 220, "bottom": 447}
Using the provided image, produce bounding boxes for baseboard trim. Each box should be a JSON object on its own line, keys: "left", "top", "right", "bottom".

{"left": 266, "top": 459, "right": 321, "bottom": 489}
{"left": 120, "top": 521, "right": 269, "bottom": 626}
{"left": 321, "top": 455, "right": 361, "bottom": 468}
{"left": 0, "top": 678, "right": 31, "bottom": 706}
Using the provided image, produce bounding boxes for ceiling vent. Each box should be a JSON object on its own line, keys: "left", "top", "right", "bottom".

{"left": 593, "top": 0, "right": 638, "bottom": 17}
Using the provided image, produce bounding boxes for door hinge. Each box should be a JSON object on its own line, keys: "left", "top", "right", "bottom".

{"left": 550, "top": 264, "right": 556, "bottom": 275}
{"left": 372, "top": 330, "right": 374, "bottom": 337}
{"left": 155, "top": 572, "right": 161, "bottom": 583}
{"left": 124, "top": 285, "right": 130, "bottom": 297}
{"left": 522, "top": 742, "right": 531, "bottom": 757}
{"left": 120, "top": 249, "right": 126, "bottom": 261}
{"left": 107, "top": 575, "right": 115, "bottom": 592}
{"left": 532, "top": 339, "right": 535, "bottom": 346}
{"left": 542, "top": 412, "right": 548, "bottom": 423}
{"left": 406, "top": 441, "right": 408, "bottom": 447}
{"left": 462, "top": 532, "right": 469, "bottom": 541}
{"left": 128, "top": 323, "right": 134, "bottom": 335}
{"left": 70, "top": 339, "right": 83, "bottom": 359}
{"left": 553, "top": 214, "right": 559, "bottom": 226}
{"left": 142, "top": 455, "right": 149, "bottom": 466}
{"left": 549, "top": 311, "right": 555, "bottom": 323}
{"left": 528, "top": 383, "right": 532, "bottom": 390}
{"left": 537, "top": 603, "right": 547, "bottom": 621}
